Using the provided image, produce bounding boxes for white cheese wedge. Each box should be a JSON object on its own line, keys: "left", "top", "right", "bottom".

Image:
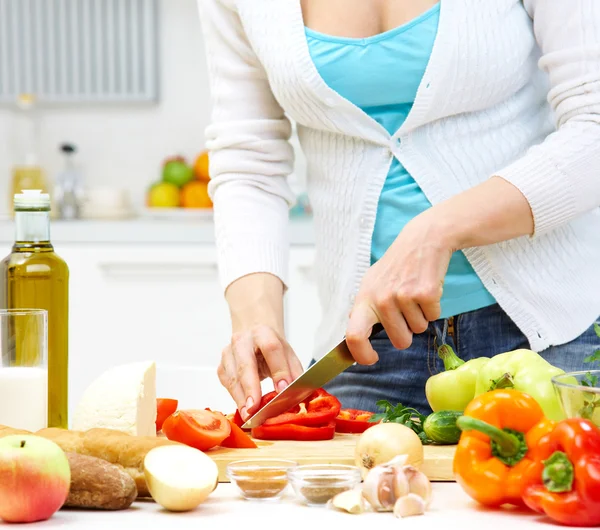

{"left": 72, "top": 361, "right": 157, "bottom": 437}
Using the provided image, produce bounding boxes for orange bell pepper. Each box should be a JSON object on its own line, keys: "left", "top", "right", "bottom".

{"left": 453, "top": 389, "right": 556, "bottom": 507}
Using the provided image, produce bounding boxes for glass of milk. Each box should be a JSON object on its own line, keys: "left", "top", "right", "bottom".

{"left": 0, "top": 309, "right": 48, "bottom": 431}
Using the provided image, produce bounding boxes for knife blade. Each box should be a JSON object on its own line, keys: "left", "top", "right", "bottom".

{"left": 241, "top": 322, "right": 384, "bottom": 430}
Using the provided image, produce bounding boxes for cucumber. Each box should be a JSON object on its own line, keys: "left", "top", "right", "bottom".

{"left": 423, "top": 410, "right": 462, "bottom": 444}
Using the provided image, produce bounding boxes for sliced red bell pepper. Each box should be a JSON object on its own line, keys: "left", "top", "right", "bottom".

{"left": 262, "top": 389, "right": 341, "bottom": 427}
{"left": 335, "top": 409, "right": 379, "bottom": 434}
{"left": 522, "top": 417, "right": 600, "bottom": 527}
{"left": 252, "top": 421, "right": 336, "bottom": 441}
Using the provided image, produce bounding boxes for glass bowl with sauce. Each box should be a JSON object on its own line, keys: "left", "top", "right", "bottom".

{"left": 227, "top": 459, "right": 298, "bottom": 501}
{"left": 287, "top": 464, "right": 362, "bottom": 506}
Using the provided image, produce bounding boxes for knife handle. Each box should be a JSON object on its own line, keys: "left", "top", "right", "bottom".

{"left": 369, "top": 322, "right": 385, "bottom": 339}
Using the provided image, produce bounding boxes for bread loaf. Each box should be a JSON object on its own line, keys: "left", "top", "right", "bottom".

{"left": 0, "top": 425, "right": 180, "bottom": 498}
{"left": 64, "top": 453, "right": 137, "bottom": 510}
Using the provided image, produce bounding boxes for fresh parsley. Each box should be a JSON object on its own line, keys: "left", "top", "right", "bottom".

{"left": 369, "top": 400, "right": 432, "bottom": 444}
{"left": 583, "top": 351, "right": 600, "bottom": 365}
{"left": 581, "top": 372, "right": 599, "bottom": 388}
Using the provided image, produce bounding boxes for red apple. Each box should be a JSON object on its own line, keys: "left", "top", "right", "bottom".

{"left": 0, "top": 435, "right": 71, "bottom": 523}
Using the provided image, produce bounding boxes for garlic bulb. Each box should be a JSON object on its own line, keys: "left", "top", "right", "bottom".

{"left": 361, "top": 456, "right": 432, "bottom": 514}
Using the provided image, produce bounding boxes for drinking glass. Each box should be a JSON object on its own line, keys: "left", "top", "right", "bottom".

{"left": 0, "top": 309, "right": 48, "bottom": 431}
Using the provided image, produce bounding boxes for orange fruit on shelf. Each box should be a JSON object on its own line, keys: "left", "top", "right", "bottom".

{"left": 193, "top": 150, "right": 210, "bottom": 182}
{"left": 180, "top": 181, "right": 212, "bottom": 209}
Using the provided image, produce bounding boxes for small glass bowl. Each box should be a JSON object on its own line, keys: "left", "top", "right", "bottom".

{"left": 226, "top": 459, "right": 298, "bottom": 501}
{"left": 287, "top": 464, "right": 362, "bottom": 506}
{"left": 552, "top": 370, "right": 600, "bottom": 425}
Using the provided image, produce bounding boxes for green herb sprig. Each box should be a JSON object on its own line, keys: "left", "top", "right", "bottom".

{"left": 369, "top": 400, "right": 432, "bottom": 444}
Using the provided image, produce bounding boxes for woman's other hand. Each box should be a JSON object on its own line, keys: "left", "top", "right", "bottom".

{"left": 346, "top": 212, "right": 453, "bottom": 364}
{"left": 218, "top": 325, "right": 304, "bottom": 420}
{"left": 218, "top": 272, "right": 303, "bottom": 420}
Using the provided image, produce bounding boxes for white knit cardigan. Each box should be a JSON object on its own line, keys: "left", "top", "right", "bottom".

{"left": 197, "top": 0, "right": 600, "bottom": 358}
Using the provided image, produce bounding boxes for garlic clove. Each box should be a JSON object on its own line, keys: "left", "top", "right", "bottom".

{"left": 362, "top": 466, "right": 395, "bottom": 511}
{"left": 393, "top": 493, "right": 427, "bottom": 518}
{"left": 403, "top": 465, "right": 432, "bottom": 507}
{"left": 392, "top": 465, "right": 410, "bottom": 499}
{"left": 328, "top": 488, "right": 366, "bottom": 514}
{"left": 378, "top": 478, "right": 396, "bottom": 511}
{"left": 383, "top": 454, "right": 409, "bottom": 469}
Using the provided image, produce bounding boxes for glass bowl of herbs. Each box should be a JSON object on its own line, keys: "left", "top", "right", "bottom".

{"left": 552, "top": 325, "right": 600, "bottom": 423}
{"left": 552, "top": 370, "right": 600, "bottom": 424}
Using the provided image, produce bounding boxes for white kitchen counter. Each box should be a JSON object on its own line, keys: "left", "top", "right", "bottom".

{"left": 0, "top": 216, "right": 316, "bottom": 245}
{"left": 33, "top": 483, "right": 553, "bottom": 529}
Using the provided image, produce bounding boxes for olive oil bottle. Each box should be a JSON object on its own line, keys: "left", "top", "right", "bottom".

{"left": 0, "top": 190, "right": 69, "bottom": 428}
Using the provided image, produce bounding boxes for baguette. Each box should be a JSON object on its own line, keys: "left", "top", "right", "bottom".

{"left": 64, "top": 453, "right": 137, "bottom": 510}
{"left": 0, "top": 425, "right": 180, "bottom": 498}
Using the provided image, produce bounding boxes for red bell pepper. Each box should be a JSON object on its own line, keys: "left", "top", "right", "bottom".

{"left": 250, "top": 388, "right": 340, "bottom": 441}
{"left": 335, "top": 409, "right": 379, "bottom": 434}
{"left": 252, "top": 421, "right": 336, "bottom": 441}
{"left": 522, "top": 417, "right": 600, "bottom": 527}
{"left": 262, "top": 388, "right": 341, "bottom": 427}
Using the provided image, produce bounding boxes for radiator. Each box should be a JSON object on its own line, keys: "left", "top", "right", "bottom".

{"left": 0, "top": 0, "right": 159, "bottom": 104}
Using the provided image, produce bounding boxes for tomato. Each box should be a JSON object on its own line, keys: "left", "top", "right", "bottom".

{"left": 220, "top": 420, "right": 258, "bottom": 448}
{"left": 334, "top": 409, "right": 378, "bottom": 434}
{"left": 252, "top": 421, "right": 336, "bottom": 441}
{"left": 162, "top": 409, "right": 231, "bottom": 451}
{"left": 156, "top": 398, "right": 178, "bottom": 431}
{"left": 262, "top": 389, "right": 342, "bottom": 427}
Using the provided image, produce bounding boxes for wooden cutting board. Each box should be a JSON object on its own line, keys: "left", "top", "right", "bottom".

{"left": 208, "top": 434, "right": 456, "bottom": 482}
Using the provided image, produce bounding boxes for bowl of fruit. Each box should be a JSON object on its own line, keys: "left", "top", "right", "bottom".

{"left": 145, "top": 151, "right": 213, "bottom": 218}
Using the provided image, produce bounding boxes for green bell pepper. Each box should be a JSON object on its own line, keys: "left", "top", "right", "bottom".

{"left": 425, "top": 344, "right": 490, "bottom": 412}
{"left": 473, "top": 349, "right": 566, "bottom": 421}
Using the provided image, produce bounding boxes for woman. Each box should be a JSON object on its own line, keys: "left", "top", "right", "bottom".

{"left": 197, "top": 0, "right": 600, "bottom": 419}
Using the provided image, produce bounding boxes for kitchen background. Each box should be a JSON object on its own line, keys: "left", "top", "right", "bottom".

{"left": 0, "top": 0, "right": 319, "bottom": 418}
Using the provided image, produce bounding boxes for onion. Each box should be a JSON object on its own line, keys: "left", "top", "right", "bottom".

{"left": 354, "top": 423, "right": 424, "bottom": 478}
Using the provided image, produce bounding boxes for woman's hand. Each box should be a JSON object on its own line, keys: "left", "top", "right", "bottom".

{"left": 346, "top": 212, "right": 453, "bottom": 364}
{"left": 345, "top": 176, "right": 535, "bottom": 364}
{"left": 218, "top": 272, "right": 303, "bottom": 420}
{"left": 218, "top": 325, "right": 304, "bottom": 420}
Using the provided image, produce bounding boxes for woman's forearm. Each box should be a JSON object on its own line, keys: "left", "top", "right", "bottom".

{"left": 225, "top": 273, "right": 285, "bottom": 335}
{"left": 423, "top": 176, "right": 535, "bottom": 251}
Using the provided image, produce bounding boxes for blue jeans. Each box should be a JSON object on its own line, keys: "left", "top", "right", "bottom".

{"left": 319, "top": 304, "right": 600, "bottom": 414}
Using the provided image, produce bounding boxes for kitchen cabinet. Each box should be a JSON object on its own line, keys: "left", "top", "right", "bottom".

{"left": 53, "top": 242, "right": 320, "bottom": 419}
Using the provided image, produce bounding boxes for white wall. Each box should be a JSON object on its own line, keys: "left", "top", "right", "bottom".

{"left": 0, "top": 109, "right": 11, "bottom": 215}
{"left": 0, "top": 0, "right": 307, "bottom": 216}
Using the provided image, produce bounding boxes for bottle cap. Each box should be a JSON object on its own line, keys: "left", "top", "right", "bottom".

{"left": 14, "top": 189, "right": 51, "bottom": 211}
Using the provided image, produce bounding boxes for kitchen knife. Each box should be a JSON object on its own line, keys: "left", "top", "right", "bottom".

{"left": 241, "top": 322, "right": 384, "bottom": 429}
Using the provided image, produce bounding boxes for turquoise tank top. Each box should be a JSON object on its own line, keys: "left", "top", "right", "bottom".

{"left": 305, "top": 4, "right": 496, "bottom": 318}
